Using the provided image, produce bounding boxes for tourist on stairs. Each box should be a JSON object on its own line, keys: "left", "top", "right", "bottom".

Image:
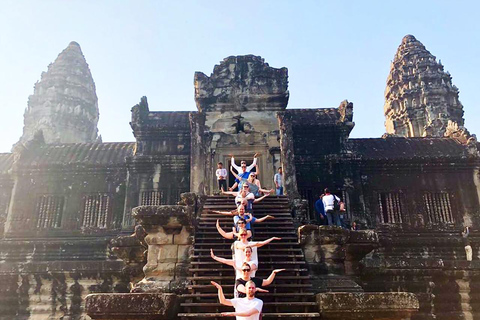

{"left": 211, "top": 247, "right": 258, "bottom": 278}
{"left": 229, "top": 153, "right": 258, "bottom": 191}
{"left": 233, "top": 228, "right": 281, "bottom": 253}
{"left": 211, "top": 279, "right": 263, "bottom": 319}
{"left": 230, "top": 166, "right": 272, "bottom": 196}
{"left": 216, "top": 218, "right": 252, "bottom": 240}
{"left": 210, "top": 205, "right": 274, "bottom": 234}
{"left": 234, "top": 262, "right": 285, "bottom": 298}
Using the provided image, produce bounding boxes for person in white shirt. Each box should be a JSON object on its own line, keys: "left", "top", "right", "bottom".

{"left": 216, "top": 162, "right": 228, "bottom": 191}
{"left": 229, "top": 154, "right": 258, "bottom": 191}
{"left": 211, "top": 279, "right": 263, "bottom": 319}
{"left": 322, "top": 188, "right": 342, "bottom": 227}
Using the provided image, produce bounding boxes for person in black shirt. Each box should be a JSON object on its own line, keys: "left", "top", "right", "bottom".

{"left": 235, "top": 262, "right": 285, "bottom": 298}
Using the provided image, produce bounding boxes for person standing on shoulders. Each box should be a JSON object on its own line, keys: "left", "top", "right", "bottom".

{"left": 274, "top": 167, "right": 284, "bottom": 195}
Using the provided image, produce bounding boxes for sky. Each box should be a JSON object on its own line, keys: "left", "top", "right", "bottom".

{"left": 0, "top": 1, "right": 479, "bottom": 153}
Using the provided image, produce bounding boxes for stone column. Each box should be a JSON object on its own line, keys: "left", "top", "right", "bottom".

{"left": 189, "top": 112, "right": 208, "bottom": 195}
{"left": 277, "top": 111, "right": 300, "bottom": 199}
{"left": 86, "top": 200, "right": 195, "bottom": 320}
{"left": 131, "top": 204, "right": 194, "bottom": 293}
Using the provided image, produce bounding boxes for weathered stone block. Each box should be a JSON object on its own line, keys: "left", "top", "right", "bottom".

{"left": 317, "top": 292, "right": 419, "bottom": 319}
{"left": 85, "top": 293, "right": 178, "bottom": 319}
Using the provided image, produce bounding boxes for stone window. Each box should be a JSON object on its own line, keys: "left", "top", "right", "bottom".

{"left": 378, "top": 192, "right": 406, "bottom": 224}
{"left": 423, "top": 192, "right": 454, "bottom": 224}
{"left": 35, "top": 195, "right": 65, "bottom": 229}
{"left": 140, "top": 190, "right": 164, "bottom": 205}
{"left": 82, "top": 193, "right": 112, "bottom": 228}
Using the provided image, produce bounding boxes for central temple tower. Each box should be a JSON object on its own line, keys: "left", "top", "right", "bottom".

{"left": 191, "top": 55, "right": 289, "bottom": 194}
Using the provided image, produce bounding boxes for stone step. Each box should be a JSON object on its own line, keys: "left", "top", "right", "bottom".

{"left": 186, "top": 275, "right": 312, "bottom": 281}
{"left": 191, "top": 261, "right": 306, "bottom": 266}
{"left": 189, "top": 268, "right": 309, "bottom": 274}
{"left": 178, "top": 312, "right": 321, "bottom": 319}
{"left": 198, "top": 221, "right": 294, "bottom": 226}
{"left": 181, "top": 302, "right": 317, "bottom": 307}
{"left": 193, "top": 242, "right": 299, "bottom": 248}
{"left": 194, "top": 237, "right": 298, "bottom": 243}
{"left": 191, "top": 254, "right": 304, "bottom": 259}
{"left": 180, "top": 302, "right": 318, "bottom": 314}
{"left": 194, "top": 230, "right": 297, "bottom": 235}
{"left": 193, "top": 248, "right": 304, "bottom": 253}
{"left": 180, "top": 292, "right": 315, "bottom": 299}
{"left": 188, "top": 283, "right": 313, "bottom": 291}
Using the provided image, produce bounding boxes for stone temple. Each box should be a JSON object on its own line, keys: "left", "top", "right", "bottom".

{"left": 0, "top": 36, "right": 479, "bottom": 319}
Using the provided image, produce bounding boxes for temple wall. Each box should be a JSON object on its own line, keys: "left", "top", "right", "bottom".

{"left": 123, "top": 99, "right": 191, "bottom": 229}
{"left": 0, "top": 272, "right": 128, "bottom": 320}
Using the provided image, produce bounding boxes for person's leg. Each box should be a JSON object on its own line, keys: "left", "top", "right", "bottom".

{"left": 276, "top": 188, "right": 281, "bottom": 196}
{"left": 334, "top": 213, "right": 342, "bottom": 227}
{"left": 220, "top": 180, "right": 227, "bottom": 191}
{"left": 326, "top": 210, "right": 333, "bottom": 225}
{"left": 279, "top": 187, "right": 283, "bottom": 195}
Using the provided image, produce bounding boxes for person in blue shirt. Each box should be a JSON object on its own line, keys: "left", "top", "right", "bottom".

{"left": 314, "top": 194, "right": 327, "bottom": 225}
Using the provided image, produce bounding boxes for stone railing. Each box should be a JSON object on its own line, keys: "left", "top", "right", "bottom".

{"left": 299, "top": 225, "right": 419, "bottom": 319}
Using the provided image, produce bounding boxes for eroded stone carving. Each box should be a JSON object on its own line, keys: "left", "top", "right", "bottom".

{"left": 384, "top": 35, "right": 465, "bottom": 137}
{"left": 194, "top": 55, "right": 289, "bottom": 112}
{"left": 130, "top": 205, "right": 194, "bottom": 294}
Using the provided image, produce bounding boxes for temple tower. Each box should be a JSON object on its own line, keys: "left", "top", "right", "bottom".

{"left": 384, "top": 35, "right": 464, "bottom": 137}
{"left": 18, "top": 41, "right": 99, "bottom": 145}
{"left": 191, "top": 55, "right": 289, "bottom": 194}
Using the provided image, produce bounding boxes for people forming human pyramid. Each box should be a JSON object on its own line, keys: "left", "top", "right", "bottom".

{"left": 211, "top": 154, "right": 285, "bottom": 319}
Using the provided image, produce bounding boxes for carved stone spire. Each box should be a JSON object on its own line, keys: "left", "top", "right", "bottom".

{"left": 18, "top": 41, "right": 99, "bottom": 146}
{"left": 384, "top": 35, "right": 464, "bottom": 137}
{"left": 194, "top": 55, "right": 289, "bottom": 112}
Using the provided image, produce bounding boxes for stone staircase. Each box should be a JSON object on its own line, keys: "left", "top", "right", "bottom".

{"left": 178, "top": 195, "right": 320, "bottom": 319}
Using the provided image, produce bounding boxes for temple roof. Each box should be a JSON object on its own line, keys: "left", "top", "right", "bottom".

{"left": 347, "top": 137, "right": 471, "bottom": 160}
{"left": 287, "top": 108, "right": 340, "bottom": 125}
{"left": 0, "top": 153, "right": 14, "bottom": 174}
{"left": 18, "top": 142, "right": 135, "bottom": 168}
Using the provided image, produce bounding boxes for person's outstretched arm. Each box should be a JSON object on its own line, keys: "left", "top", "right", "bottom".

{"left": 216, "top": 220, "right": 234, "bottom": 239}
{"left": 210, "top": 249, "right": 234, "bottom": 267}
{"left": 211, "top": 281, "right": 232, "bottom": 306}
{"left": 221, "top": 189, "right": 238, "bottom": 196}
{"left": 262, "top": 269, "right": 285, "bottom": 286}
{"left": 253, "top": 193, "right": 269, "bottom": 203}
{"left": 254, "top": 214, "right": 274, "bottom": 223}
{"left": 250, "top": 237, "right": 281, "bottom": 248}
{"left": 230, "top": 166, "right": 241, "bottom": 181}
{"left": 231, "top": 156, "right": 241, "bottom": 173}
{"left": 246, "top": 153, "right": 258, "bottom": 172}
{"left": 210, "top": 209, "right": 235, "bottom": 216}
